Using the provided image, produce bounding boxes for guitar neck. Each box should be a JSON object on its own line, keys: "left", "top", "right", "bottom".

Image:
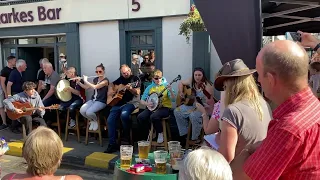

{"left": 24, "top": 107, "right": 52, "bottom": 111}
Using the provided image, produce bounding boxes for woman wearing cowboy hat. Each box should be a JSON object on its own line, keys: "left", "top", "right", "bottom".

{"left": 196, "top": 59, "right": 272, "bottom": 163}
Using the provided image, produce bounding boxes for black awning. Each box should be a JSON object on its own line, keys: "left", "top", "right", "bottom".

{"left": 262, "top": 0, "right": 320, "bottom": 36}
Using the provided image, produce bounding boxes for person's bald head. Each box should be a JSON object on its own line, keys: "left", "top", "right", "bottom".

{"left": 258, "top": 40, "right": 309, "bottom": 84}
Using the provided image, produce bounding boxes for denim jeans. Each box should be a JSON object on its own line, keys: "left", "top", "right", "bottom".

{"left": 107, "top": 104, "right": 135, "bottom": 145}
{"left": 80, "top": 100, "right": 106, "bottom": 121}
{"left": 60, "top": 99, "right": 83, "bottom": 119}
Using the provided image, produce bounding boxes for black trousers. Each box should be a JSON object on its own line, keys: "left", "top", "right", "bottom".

{"left": 20, "top": 115, "right": 47, "bottom": 135}
{"left": 137, "top": 107, "right": 170, "bottom": 139}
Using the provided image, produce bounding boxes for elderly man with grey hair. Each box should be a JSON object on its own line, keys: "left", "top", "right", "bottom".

{"left": 7, "top": 59, "right": 27, "bottom": 134}
{"left": 131, "top": 54, "right": 142, "bottom": 76}
{"left": 37, "top": 58, "right": 49, "bottom": 97}
{"left": 179, "top": 148, "right": 233, "bottom": 180}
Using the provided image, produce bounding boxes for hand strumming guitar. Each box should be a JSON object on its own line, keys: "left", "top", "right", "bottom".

{"left": 14, "top": 108, "right": 24, "bottom": 114}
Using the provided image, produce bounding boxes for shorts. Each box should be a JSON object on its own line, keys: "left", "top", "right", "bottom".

{"left": 0, "top": 91, "right": 4, "bottom": 108}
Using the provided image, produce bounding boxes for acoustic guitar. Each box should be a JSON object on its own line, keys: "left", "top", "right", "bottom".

{"left": 107, "top": 81, "right": 139, "bottom": 106}
{"left": 6, "top": 102, "right": 59, "bottom": 120}
{"left": 176, "top": 83, "right": 218, "bottom": 107}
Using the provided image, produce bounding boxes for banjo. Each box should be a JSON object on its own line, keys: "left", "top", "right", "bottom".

{"left": 147, "top": 75, "right": 181, "bottom": 111}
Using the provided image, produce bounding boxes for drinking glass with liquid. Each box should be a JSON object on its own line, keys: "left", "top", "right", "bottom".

{"left": 138, "top": 141, "right": 150, "bottom": 159}
{"left": 154, "top": 150, "right": 168, "bottom": 174}
{"left": 120, "top": 145, "right": 133, "bottom": 169}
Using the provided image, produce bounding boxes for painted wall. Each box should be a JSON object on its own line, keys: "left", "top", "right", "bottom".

{"left": 0, "top": 0, "right": 190, "bottom": 28}
{"left": 79, "top": 21, "right": 120, "bottom": 97}
{"left": 209, "top": 41, "right": 223, "bottom": 99}
{"left": 162, "top": 16, "right": 193, "bottom": 107}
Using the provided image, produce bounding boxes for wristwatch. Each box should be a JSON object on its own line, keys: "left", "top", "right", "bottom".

{"left": 313, "top": 43, "right": 320, "bottom": 52}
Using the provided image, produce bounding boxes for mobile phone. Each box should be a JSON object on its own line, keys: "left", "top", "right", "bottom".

{"left": 285, "top": 32, "right": 301, "bottom": 42}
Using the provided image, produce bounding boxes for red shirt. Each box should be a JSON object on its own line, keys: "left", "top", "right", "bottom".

{"left": 244, "top": 88, "right": 320, "bottom": 180}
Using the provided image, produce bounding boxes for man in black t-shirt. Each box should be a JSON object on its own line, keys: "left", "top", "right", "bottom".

{"left": 0, "top": 56, "right": 16, "bottom": 130}
{"left": 105, "top": 64, "right": 141, "bottom": 153}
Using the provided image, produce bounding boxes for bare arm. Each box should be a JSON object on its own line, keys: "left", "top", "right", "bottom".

{"left": 202, "top": 115, "right": 220, "bottom": 134}
{"left": 69, "top": 87, "right": 80, "bottom": 96}
{"left": 77, "top": 81, "right": 90, "bottom": 90}
{"left": 43, "top": 85, "right": 55, "bottom": 101}
{"left": 37, "top": 80, "right": 44, "bottom": 94}
{"left": 218, "top": 121, "right": 238, "bottom": 163}
{"left": 128, "top": 87, "right": 140, "bottom": 96}
{"left": 107, "top": 83, "right": 115, "bottom": 96}
{"left": 6, "top": 81, "right": 12, "bottom": 96}
{"left": 84, "top": 79, "right": 109, "bottom": 89}
{"left": 178, "top": 77, "right": 192, "bottom": 92}
{"left": 0, "top": 76, "right": 6, "bottom": 97}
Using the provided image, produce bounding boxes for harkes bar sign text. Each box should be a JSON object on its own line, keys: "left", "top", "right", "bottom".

{"left": 0, "top": 6, "right": 62, "bottom": 24}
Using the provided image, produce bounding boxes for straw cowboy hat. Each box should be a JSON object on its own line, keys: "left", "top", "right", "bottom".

{"left": 59, "top": 53, "right": 66, "bottom": 57}
{"left": 214, "top": 59, "right": 256, "bottom": 91}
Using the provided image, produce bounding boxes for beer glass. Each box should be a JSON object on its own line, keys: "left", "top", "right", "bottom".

{"left": 154, "top": 150, "right": 168, "bottom": 174}
{"left": 138, "top": 141, "right": 150, "bottom": 159}
{"left": 120, "top": 145, "right": 133, "bottom": 169}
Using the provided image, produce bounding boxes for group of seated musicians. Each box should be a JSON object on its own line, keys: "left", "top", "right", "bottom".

{"left": 3, "top": 61, "right": 212, "bottom": 154}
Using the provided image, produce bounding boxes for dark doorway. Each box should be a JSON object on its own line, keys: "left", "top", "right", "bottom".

{"left": 18, "top": 47, "right": 55, "bottom": 82}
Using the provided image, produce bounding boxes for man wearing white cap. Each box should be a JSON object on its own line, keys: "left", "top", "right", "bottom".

{"left": 59, "top": 53, "right": 67, "bottom": 78}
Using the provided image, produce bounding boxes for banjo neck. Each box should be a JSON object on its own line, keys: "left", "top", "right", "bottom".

{"left": 158, "top": 79, "right": 177, "bottom": 97}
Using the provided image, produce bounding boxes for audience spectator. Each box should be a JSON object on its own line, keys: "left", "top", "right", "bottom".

{"left": 2, "top": 127, "right": 82, "bottom": 180}
{"left": 179, "top": 148, "right": 232, "bottom": 180}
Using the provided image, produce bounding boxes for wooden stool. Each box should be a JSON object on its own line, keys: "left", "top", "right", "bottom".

{"left": 64, "top": 109, "right": 80, "bottom": 142}
{"left": 85, "top": 112, "right": 103, "bottom": 146}
{"left": 148, "top": 116, "right": 171, "bottom": 151}
{"left": 116, "top": 108, "right": 139, "bottom": 145}
{"left": 185, "top": 121, "right": 205, "bottom": 149}
{"left": 51, "top": 110, "right": 61, "bottom": 137}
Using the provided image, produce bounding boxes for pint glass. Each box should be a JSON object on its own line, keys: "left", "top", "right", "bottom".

{"left": 154, "top": 150, "right": 168, "bottom": 174}
{"left": 138, "top": 141, "right": 150, "bottom": 159}
{"left": 120, "top": 145, "right": 133, "bottom": 169}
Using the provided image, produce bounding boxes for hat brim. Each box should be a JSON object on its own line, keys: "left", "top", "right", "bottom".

{"left": 214, "top": 69, "right": 256, "bottom": 91}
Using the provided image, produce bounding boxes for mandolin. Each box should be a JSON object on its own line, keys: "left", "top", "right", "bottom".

{"left": 6, "top": 102, "right": 59, "bottom": 120}
{"left": 107, "top": 81, "right": 139, "bottom": 106}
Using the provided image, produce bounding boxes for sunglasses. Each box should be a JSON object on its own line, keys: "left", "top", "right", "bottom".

{"left": 95, "top": 70, "right": 103, "bottom": 73}
{"left": 154, "top": 77, "right": 162, "bottom": 80}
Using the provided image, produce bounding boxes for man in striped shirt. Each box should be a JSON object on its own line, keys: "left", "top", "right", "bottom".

{"left": 231, "top": 40, "right": 320, "bottom": 179}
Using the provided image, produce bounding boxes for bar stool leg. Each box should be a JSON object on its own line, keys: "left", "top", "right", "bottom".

{"left": 65, "top": 109, "right": 70, "bottom": 141}
{"left": 85, "top": 119, "right": 89, "bottom": 145}
{"left": 56, "top": 110, "right": 61, "bottom": 137}
{"left": 185, "top": 121, "right": 192, "bottom": 149}
{"left": 162, "top": 119, "right": 168, "bottom": 151}
{"left": 97, "top": 117, "right": 103, "bottom": 147}
{"left": 76, "top": 110, "right": 80, "bottom": 143}
{"left": 166, "top": 120, "right": 171, "bottom": 141}
{"left": 148, "top": 124, "right": 154, "bottom": 150}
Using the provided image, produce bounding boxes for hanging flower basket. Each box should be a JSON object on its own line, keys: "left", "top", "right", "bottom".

{"left": 179, "top": 4, "right": 206, "bottom": 43}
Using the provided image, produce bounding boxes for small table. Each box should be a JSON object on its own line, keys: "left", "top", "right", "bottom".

{"left": 113, "top": 153, "right": 178, "bottom": 180}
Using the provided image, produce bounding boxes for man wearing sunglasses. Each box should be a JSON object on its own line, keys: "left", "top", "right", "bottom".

{"left": 59, "top": 67, "right": 84, "bottom": 128}
{"left": 105, "top": 64, "right": 141, "bottom": 153}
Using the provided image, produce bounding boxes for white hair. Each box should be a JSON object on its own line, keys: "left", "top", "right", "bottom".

{"left": 16, "top": 59, "right": 26, "bottom": 68}
{"left": 43, "top": 62, "right": 53, "bottom": 68}
{"left": 132, "top": 54, "right": 138, "bottom": 59}
{"left": 179, "top": 148, "right": 233, "bottom": 180}
{"left": 39, "top": 58, "right": 49, "bottom": 65}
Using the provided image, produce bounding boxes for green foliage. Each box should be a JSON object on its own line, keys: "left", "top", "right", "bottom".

{"left": 179, "top": 4, "right": 206, "bottom": 43}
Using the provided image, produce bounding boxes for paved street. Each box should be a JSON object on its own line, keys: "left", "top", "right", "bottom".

{"left": 1, "top": 155, "right": 113, "bottom": 180}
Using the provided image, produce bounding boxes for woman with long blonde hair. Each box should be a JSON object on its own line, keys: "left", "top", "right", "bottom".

{"left": 196, "top": 59, "right": 272, "bottom": 163}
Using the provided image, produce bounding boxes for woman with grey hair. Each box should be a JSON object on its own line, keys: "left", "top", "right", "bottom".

{"left": 179, "top": 148, "right": 233, "bottom": 180}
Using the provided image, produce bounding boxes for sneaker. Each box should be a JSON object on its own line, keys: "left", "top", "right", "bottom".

{"left": 92, "top": 121, "right": 98, "bottom": 131}
{"left": 104, "top": 144, "right": 119, "bottom": 153}
{"left": 0, "top": 124, "right": 9, "bottom": 131}
{"left": 88, "top": 121, "right": 94, "bottom": 131}
{"left": 69, "top": 119, "right": 76, "bottom": 128}
{"left": 157, "top": 133, "right": 164, "bottom": 144}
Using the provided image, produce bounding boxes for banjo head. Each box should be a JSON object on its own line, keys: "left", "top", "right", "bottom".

{"left": 56, "top": 79, "right": 72, "bottom": 102}
{"left": 147, "top": 93, "right": 159, "bottom": 111}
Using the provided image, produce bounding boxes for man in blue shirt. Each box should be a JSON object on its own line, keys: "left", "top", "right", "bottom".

{"left": 7, "top": 59, "right": 26, "bottom": 96}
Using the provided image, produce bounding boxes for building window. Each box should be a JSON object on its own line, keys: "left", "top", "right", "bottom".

{"left": 37, "top": 37, "right": 55, "bottom": 44}
{"left": 57, "top": 36, "right": 66, "bottom": 43}
{"left": 131, "top": 35, "right": 153, "bottom": 46}
{"left": 2, "top": 39, "right": 16, "bottom": 45}
{"left": 18, "top": 38, "right": 36, "bottom": 45}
